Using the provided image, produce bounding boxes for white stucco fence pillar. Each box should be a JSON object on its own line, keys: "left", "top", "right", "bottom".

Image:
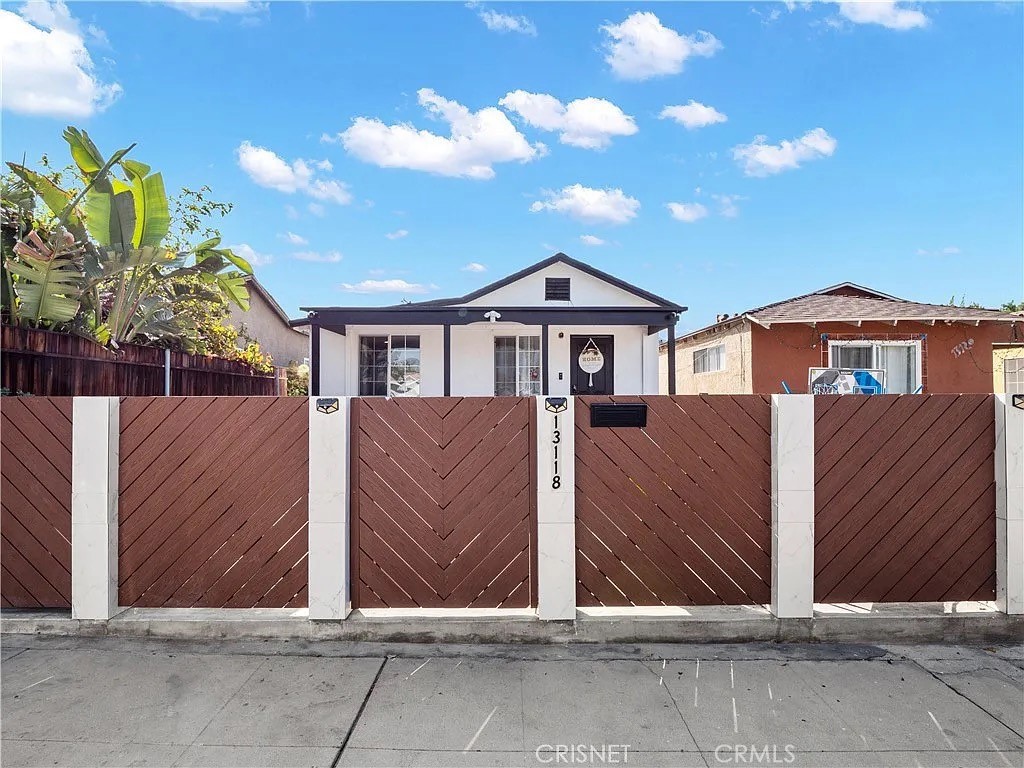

{"left": 771, "top": 394, "right": 815, "bottom": 618}
{"left": 535, "top": 396, "right": 576, "bottom": 620}
{"left": 995, "top": 394, "right": 1024, "bottom": 615}
{"left": 71, "top": 397, "right": 120, "bottom": 620}
{"left": 307, "top": 396, "right": 351, "bottom": 620}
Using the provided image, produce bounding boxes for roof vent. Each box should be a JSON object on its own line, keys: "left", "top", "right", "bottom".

{"left": 545, "top": 277, "right": 570, "bottom": 301}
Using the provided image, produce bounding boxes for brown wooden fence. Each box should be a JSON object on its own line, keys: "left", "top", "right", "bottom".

{"left": 814, "top": 394, "right": 996, "bottom": 603}
{"left": 351, "top": 397, "right": 536, "bottom": 608}
{"left": 575, "top": 395, "right": 772, "bottom": 607}
{"left": 1, "top": 397, "right": 73, "bottom": 608}
{"left": 118, "top": 397, "right": 309, "bottom": 608}
{"left": 2, "top": 325, "right": 279, "bottom": 396}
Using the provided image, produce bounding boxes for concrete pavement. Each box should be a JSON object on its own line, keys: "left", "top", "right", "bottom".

{"left": 1, "top": 636, "right": 1021, "bottom": 767}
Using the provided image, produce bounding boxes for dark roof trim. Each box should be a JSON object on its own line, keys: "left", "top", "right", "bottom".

{"left": 813, "top": 282, "right": 903, "bottom": 301}
{"left": 301, "top": 305, "right": 682, "bottom": 334}
{"left": 373, "top": 253, "right": 684, "bottom": 311}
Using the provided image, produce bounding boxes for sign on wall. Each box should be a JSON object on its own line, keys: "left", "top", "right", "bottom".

{"left": 578, "top": 338, "right": 605, "bottom": 388}
{"left": 808, "top": 368, "right": 886, "bottom": 395}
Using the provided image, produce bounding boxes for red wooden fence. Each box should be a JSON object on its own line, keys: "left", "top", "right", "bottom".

{"left": 2, "top": 325, "right": 278, "bottom": 396}
{"left": 1, "top": 397, "right": 73, "bottom": 608}
{"left": 575, "top": 395, "right": 772, "bottom": 607}
{"left": 118, "top": 397, "right": 309, "bottom": 608}
{"left": 351, "top": 397, "right": 536, "bottom": 608}
{"left": 814, "top": 394, "right": 996, "bottom": 603}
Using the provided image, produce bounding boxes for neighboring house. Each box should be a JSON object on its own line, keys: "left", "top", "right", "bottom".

{"left": 299, "top": 254, "right": 685, "bottom": 397}
{"left": 226, "top": 277, "right": 309, "bottom": 367}
{"left": 993, "top": 343, "right": 1024, "bottom": 394}
{"left": 659, "top": 283, "right": 1022, "bottom": 395}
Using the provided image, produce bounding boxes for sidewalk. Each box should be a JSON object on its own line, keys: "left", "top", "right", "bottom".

{"left": 2, "top": 635, "right": 1021, "bottom": 767}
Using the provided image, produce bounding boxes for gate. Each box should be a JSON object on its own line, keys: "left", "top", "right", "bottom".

{"left": 351, "top": 397, "right": 536, "bottom": 608}
{"left": 575, "top": 395, "right": 772, "bottom": 607}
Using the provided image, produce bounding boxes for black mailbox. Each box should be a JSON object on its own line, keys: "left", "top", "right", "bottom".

{"left": 590, "top": 403, "right": 647, "bottom": 428}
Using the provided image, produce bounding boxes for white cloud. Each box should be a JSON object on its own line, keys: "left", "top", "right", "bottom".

{"left": 580, "top": 235, "right": 606, "bottom": 246}
{"left": 230, "top": 243, "right": 273, "bottom": 267}
{"left": 469, "top": 3, "right": 536, "bottom": 35}
{"left": 280, "top": 231, "right": 308, "bottom": 245}
{"left": 293, "top": 250, "right": 343, "bottom": 263}
{"left": 601, "top": 12, "right": 722, "bottom": 81}
{"left": 236, "top": 141, "right": 352, "bottom": 204}
{"left": 733, "top": 128, "right": 837, "bottom": 177}
{"left": 340, "top": 279, "right": 434, "bottom": 294}
{"left": 499, "top": 91, "right": 638, "bottom": 150}
{"left": 331, "top": 88, "right": 545, "bottom": 180}
{"left": 385, "top": 229, "right": 409, "bottom": 240}
{"left": 308, "top": 203, "right": 326, "bottom": 217}
{"left": 462, "top": 262, "right": 487, "bottom": 272}
{"left": 942, "top": 245, "right": 960, "bottom": 255}
{"left": 837, "top": 1, "right": 928, "bottom": 30}
{"left": 917, "top": 245, "right": 961, "bottom": 256}
{"left": 659, "top": 101, "right": 727, "bottom": 130}
{"left": 711, "top": 193, "right": 743, "bottom": 218}
{"left": 530, "top": 184, "right": 640, "bottom": 225}
{"left": 666, "top": 202, "right": 709, "bottom": 223}
{"left": 161, "top": 1, "right": 268, "bottom": 20}
{"left": 0, "top": 1, "right": 122, "bottom": 118}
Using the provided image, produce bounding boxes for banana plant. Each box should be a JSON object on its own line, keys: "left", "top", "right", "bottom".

{"left": 4, "top": 127, "right": 251, "bottom": 347}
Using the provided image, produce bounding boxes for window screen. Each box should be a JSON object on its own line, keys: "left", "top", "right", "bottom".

{"left": 692, "top": 344, "right": 725, "bottom": 374}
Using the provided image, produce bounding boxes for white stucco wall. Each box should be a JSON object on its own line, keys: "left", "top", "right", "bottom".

{"left": 319, "top": 322, "right": 660, "bottom": 396}
{"left": 459, "top": 263, "right": 659, "bottom": 308}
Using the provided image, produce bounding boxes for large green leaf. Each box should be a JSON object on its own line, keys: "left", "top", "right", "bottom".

{"left": 5, "top": 253, "right": 82, "bottom": 324}
{"left": 63, "top": 127, "right": 105, "bottom": 177}
{"left": 121, "top": 164, "right": 170, "bottom": 248}
{"left": 6, "top": 164, "right": 84, "bottom": 233}
{"left": 83, "top": 183, "right": 136, "bottom": 248}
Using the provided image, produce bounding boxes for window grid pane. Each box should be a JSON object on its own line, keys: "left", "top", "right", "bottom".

{"left": 359, "top": 336, "right": 388, "bottom": 396}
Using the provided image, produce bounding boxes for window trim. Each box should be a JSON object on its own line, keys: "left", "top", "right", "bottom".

{"left": 494, "top": 334, "right": 541, "bottom": 396}
{"left": 692, "top": 343, "right": 726, "bottom": 375}
{"left": 358, "top": 334, "right": 421, "bottom": 397}
{"left": 827, "top": 339, "right": 923, "bottom": 393}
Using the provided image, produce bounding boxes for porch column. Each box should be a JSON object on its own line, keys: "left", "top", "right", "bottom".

{"left": 541, "top": 323, "right": 550, "bottom": 395}
{"left": 666, "top": 321, "right": 677, "bottom": 395}
{"left": 535, "top": 396, "right": 576, "bottom": 620}
{"left": 310, "top": 318, "right": 321, "bottom": 397}
{"left": 443, "top": 323, "right": 451, "bottom": 396}
{"left": 308, "top": 396, "right": 351, "bottom": 620}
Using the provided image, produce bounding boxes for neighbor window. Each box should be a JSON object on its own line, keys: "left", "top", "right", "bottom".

{"left": 693, "top": 344, "right": 725, "bottom": 374}
{"left": 494, "top": 336, "right": 541, "bottom": 396}
{"left": 359, "top": 335, "right": 420, "bottom": 397}
{"left": 828, "top": 341, "right": 921, "bottom": 394}
{"left": 1004, "top": 358, "right": 1024, "bottom": 395}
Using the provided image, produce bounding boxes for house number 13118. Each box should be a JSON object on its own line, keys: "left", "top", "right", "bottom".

{"left": 551, "top": 413, "right": 561, "bottom": 490}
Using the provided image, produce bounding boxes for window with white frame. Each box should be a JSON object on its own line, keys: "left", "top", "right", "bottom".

{"left": 359, "top": 335, "right": 421, "bottom": 397}
{"left": 828, "top": 340, "right": 921, "bottom": 394}
{"left": 1005, "top": 357, "right": 1024, "bottom": 395}
{"left": 494, "top": 336, "right": 541, "bottom": 396}
{"left": 693, "top": 344, "right": 725, "bottom": 374}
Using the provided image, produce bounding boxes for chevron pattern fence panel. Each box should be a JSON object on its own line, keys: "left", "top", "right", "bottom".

{"left": 575, "top": 395, "right": 772, "bottom": 607}
{"left": 814, "top": 394, "right": 996, "bottom": 603}
{"left": 1, "top": 397, "right": 73, "bottom": 608}
{"left": 351, "top": 397, "right": 536, "bottom": 608}
{"left": 118, "top": 397, "right": 309, "bottom": 608}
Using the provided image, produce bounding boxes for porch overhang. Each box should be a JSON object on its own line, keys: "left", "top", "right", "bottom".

{"left": 298, "top": 305, "right": 686, "bottom": 335}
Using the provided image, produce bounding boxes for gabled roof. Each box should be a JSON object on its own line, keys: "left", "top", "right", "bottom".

{"left": 385, "top": 253, "right": 684, "bottom": 311}
{"left": 670, "top": 283, "right": 1019, "bottom": 346}
{"left": 244, "top": 277, "right": 308, "bottom": 334}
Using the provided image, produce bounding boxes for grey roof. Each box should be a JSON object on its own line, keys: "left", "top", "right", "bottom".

{"left": 670, "top": 284, "right": 1019, "bottom": 346}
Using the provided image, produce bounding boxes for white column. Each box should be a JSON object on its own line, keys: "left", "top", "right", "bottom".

{"left": 308, "top": 396, "right": 350, "bottom": 620}
{"left": 995, "top": 394, "right": 1024, "bottom": 615}
{"left": 771, "top": 394, "right": 815, "bottom": 618}
{"left": 71, "top": 397, "right": 119, "bottom": 620}
{"left": 535, "top": 396, "right": 576, "bottom": 620}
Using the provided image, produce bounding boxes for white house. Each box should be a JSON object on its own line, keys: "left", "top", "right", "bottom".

{"left": 299, "top": 254, "right": 686, "bottom": 397}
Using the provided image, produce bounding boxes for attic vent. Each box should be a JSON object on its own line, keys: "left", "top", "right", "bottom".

{"left": 545, "top": 277, "right": 570, "bottom": 301}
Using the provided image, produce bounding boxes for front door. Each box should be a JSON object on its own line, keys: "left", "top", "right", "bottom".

{"left": 570, "top": 335, "right": 614, "bottom": 395}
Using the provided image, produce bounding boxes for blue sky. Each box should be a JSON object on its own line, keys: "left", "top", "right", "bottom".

{"left": 2, "top": 1, "right": 1022, "bottom": 332}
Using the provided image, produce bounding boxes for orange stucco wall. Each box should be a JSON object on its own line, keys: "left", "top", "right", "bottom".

{"left": 750, "top": 320, "right": 1021, "bottom": 394}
